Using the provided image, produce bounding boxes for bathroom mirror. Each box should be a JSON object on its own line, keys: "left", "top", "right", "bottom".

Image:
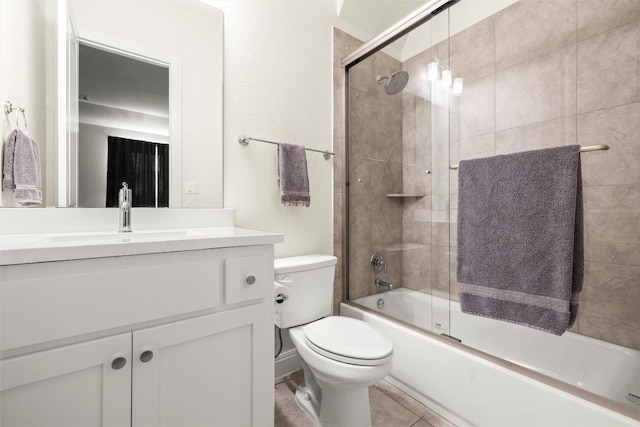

{"left": 74, "top": 40, "right": 174, "bottom": 208}
{"left": 0, "top": 0, "right": 223, "bottom": 208}
{"left": 63, "top": 0, "right": 223, "bottom": 208}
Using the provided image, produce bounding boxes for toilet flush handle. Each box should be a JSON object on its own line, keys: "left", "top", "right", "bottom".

{"left": 275, "top": 293, "right": 288, "bottom": 304}
{"left": 275, "top": 275, "right": 293, "bottom": 284}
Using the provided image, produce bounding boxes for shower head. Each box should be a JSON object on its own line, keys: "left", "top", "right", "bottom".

{"left": 376, "top": 70, "right": 409, "bottom": 95}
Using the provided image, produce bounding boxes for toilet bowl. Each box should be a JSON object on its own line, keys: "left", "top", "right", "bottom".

{"left": 274, "top": 255, "right": 393, "bottom": 427}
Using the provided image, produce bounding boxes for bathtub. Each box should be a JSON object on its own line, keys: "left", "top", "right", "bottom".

{"left": 342, "top": 288, "right": 640, "bottom": 426}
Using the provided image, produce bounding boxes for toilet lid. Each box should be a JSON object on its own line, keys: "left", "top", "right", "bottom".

{"left": 303, "top": 317, "right": 393, "bottom": 366}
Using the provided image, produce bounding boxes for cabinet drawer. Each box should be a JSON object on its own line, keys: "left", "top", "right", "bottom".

{"left": 224, "top": 254, "right": 270, "bottom": 305}
{"left": 1, "top": 250, "right": 222, "bottom": 352}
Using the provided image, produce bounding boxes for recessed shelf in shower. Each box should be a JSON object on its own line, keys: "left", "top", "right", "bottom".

{"left": 386, "top": 193, "right": 425, "bottom": 198}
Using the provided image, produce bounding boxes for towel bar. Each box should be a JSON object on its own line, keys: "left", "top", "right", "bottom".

{"left": 449, "top": 144, "right": 609, "bottom": 170}
{"left": 239, "top": 135, "right": 334, "bottom": 160}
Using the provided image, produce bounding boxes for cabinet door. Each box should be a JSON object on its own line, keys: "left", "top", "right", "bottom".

{"left": 1, "top": 333, "right": 131, "bottom": 427}
{"left": 132, "top": 304, "right": 274, "bottom": 427}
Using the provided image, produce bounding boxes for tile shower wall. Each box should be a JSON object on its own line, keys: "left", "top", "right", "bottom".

{"left": 336, "top": 0, "right": 639, "bottom": 350}
{"left": 334, "top": 29, "right": 405, "bottom": 303}
{"left": 443, "top": 0, "right": 640, "bottom": 349}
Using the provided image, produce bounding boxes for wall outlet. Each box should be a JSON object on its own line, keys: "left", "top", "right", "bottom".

{"left": 186, "top": 182, "right": 199, "bottom": 194}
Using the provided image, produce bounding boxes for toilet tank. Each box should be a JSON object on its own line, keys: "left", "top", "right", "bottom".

{"left": 274, "top": 254, "right": 337, "bottom": 329}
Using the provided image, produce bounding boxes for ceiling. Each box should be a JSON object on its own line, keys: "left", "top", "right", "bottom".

{"left": 338, "top": 0, "right": 426, "bottom": 49}
{"left": 79, "top": 44, "right": 169, "bottom": 118}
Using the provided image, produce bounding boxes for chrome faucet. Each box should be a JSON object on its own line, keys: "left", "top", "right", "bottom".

{"left": 375, "top": 278, "right": 394, "bottom": 291}
{"left": 118, "top": 182, "right": 132, "bottom": 233}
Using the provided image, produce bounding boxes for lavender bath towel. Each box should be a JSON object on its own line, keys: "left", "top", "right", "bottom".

{"left": 277, "top": 142, "right": 310, "bottom": 207}
{"left": 2, "top": 129, "right": 42, "bottom": 206}
{"left": 456, "top": 145, "right": 583, "bottom": 335}
{"left": 2, "top": 129, "right": 18, "bottom": 192}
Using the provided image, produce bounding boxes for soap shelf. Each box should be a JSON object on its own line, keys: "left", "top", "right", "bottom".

{"left": 386, "top": 194, "right": 425, "bottom": 198}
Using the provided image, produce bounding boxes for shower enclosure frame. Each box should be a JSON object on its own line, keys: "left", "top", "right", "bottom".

{"left": 338, "top": 0, "right": 640, "bottom": 421}
{"left": 340, "top": 0, "right": 459, "bottom": 303}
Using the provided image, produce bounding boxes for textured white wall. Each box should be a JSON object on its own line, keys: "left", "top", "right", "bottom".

{"left": 0, "top": 0, "right": 46, "bottom": 207}
{"left": 213, "top": 0, "right": 340, "bottom": 258}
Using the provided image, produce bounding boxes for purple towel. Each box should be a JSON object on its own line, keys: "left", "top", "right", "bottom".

{"left": 277, "top": 142, "right": 310, "bottom": 207}
{"left": 456, "top": 145, "right": 583, "bottom": 335}
{"left": 2, "top": 129, "right": 42, "bottom": 206}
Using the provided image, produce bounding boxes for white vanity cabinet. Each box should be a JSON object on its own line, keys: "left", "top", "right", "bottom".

{"left": 1, "top": 333, "right": 132, "bottom": 426}
{"left": 0, "top": 242, "right": 277, "bottom": 427}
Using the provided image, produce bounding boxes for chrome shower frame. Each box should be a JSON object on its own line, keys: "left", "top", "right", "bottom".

{"left": 340, "top": 0, "right": 460, "bottom": 302}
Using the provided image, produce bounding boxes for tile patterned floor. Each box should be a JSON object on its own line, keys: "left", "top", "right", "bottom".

{"left": 275, "top": 370, "right": 456, "bottom": 427}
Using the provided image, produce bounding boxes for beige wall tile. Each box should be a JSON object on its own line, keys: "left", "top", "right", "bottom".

{"left": 451, "top": 16, "right": 495, "bottom": 81}
{"left": 333, "top": 84, "right": 345, "bottom": 140}
{"left": 415, "top": 98, "right": 433, "bottom": 167}
{"left": 496, "top": 45, "right": 577, "bottom": 131}
{"left": 495, "top": 0, "right": 577, "bottom": 71}
{"left": 371, "top": 197, "right": 403, "bottom": 245}
{"left": 585, "top": 210, "right": 640, "bottom": 244}
{"left": 577, "top": 0, "right": 640, "bottom": 41}
{"left": 403, "top": 244, "right": 432, "bottom": 291}
{"left": 333, "top": 137, "right": 344, "bottom": 195}
{"left": 581, "top": 262, "right": 640, "bottom": 322}
{"left": 402, "top": 94, "right": 417, "bottom": 161}
{"left": 577, "top": 21, "right": 640, "bottom": 114}
{"left": 349, "top": 89, "right": 379, "bottom": 145}
{"left": 333, "top": 192, "right": 344, "bottom": 313}
{"left": 583, "top": 184, "right": 640, "bottom": 211}
{"left": 495, "top": 116, "right": 577, "bottom": 155}
{"left": 578, "top": 102, "right": 639, "bottom": 186}
{"left": 458, "top": 73, "right": 495, "bottom": 138}
{"left": 349, "top": 244, "right": 375, "bottom": 300}
{"left": 578, "top": 311, "right": 640, "bottom": 349}
{"left": 584, "top": 238, "right": 640, "bottom": 267}
{"left": 579, "top": 261, "right": 640, "bottom": 350}
{"left": 456, "top": 133, "right": 496, "bottom": 164}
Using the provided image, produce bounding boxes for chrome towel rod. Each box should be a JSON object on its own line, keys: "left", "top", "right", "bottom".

{"left": 239, "top": 135, "right": 334, "bottom": 160}
{"left": 449, "top": 144, "right": 609, "bottom": 170}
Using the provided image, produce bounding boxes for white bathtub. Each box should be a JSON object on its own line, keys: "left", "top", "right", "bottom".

{"left": 343, "top": 289, "right": 640, "bottom": 426}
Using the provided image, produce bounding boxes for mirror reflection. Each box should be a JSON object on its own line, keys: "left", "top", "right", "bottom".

{"left": 78, "top": 43, "right": 170, "bottom": 208}
{"left": 0, "top": 0, "right": 224, "bottom": 208}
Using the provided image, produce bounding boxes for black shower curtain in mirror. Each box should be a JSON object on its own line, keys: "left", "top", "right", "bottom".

{"left": 106, "top": 136, "right": 169, "bottom": 207}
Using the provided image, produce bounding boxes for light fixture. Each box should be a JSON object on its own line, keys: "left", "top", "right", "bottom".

{"left": 452, "top": 78, "right": 464, "bottom": 96}
{"left": 441, "top": 69, "right": 452, "bottom": 87}
{"left": 428, "top": 61, "right": 439, "bottom": 81}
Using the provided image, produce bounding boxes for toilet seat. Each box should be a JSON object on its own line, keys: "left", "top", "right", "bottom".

{"left": 303, "top": 316, "right": 393, "bottom": 366}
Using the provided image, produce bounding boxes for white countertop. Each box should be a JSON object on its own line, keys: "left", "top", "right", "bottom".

{"left": 0, "top": 227, "right": 284, "bottom": 265}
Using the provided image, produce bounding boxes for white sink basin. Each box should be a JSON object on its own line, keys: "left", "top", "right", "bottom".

{"left": 43, "top": 229, "right": 204, "bottom": 244}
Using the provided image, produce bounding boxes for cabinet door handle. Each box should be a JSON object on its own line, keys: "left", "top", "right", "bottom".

{"left": 246, "top": 275, "right": 256, "bottom": 285}
{"left": 111, "top": 357, "right": 127, "bottom": 370}
{"left": 140, "top": 350, "right": 154, "bottom": 363}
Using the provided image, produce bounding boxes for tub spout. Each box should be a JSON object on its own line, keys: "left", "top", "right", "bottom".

{"left": 375, "top": 278, "right": 394, "bottom": 291}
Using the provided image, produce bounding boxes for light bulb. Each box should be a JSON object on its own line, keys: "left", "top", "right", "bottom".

{"left": 452, "top": 78, "right": 463, "bottom": 96}
{"left": 442, "top": 69, "right": 452, "bottom": 87}
{"left": 428, "top": 61, "right": 439, "bottom": 81}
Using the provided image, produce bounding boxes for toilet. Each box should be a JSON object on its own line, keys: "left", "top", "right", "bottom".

{"left": 274, "top": 254, "right": 393, "bottom": 427}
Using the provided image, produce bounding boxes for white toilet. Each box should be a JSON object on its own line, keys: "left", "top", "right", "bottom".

{"left": 274, "top": 254, "right": 393, "bottom": 427}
